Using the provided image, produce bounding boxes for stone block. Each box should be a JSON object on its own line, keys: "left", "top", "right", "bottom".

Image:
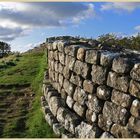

{"left": 111, "top": 89, "right": 132, "bottom": 108}
{"left": 75, "top": 121, "right": 102, "bottom": 138}
{"left": 58, "top": 74, "right": 64, "bottom": 87}
{"left": 57, "top": 41, "right": 66, "bottom": 52}
{"left": 112, "top": 57, "right": 132, "bottom": 74}
{"left": 66, "top": 96, "right": 75, "bottom": 109}
{"left": 100, "top": 132, "right": 114, "bottom": 138}
{"left": 130, "top": 99, "right": 140, "bottom": 118}
{"left": 103, "top": 101, "right": 129, "bottom": 126}
{"left": 92, "top": 65, "right": 107, "bottom": 85}
{"left": 70, "top": 72, "right": 83, "bottom": 87}
{"left": 56, "top": 107, "right": 68, "bottom": 124}
{"left": 64, "top": 111, "right": 80, "bottom": 134}
{"left": 107, "top": 71, "right": 129, "bottom": 92}
{"left": 129, "top": 80, "right": 140, "bottom": 99}
{"left": 49, "top": 96, "right": 65, "bottom": 116}
{"left": 50, "top": 61, "right": 55, "bottom": 71}
{"left": 54, "top": 50, "right": 59, "bottom": 61}
{"left": 83, "top": 80, "right": 96, "bottom": 94}
{"left": 64, "top": 45, "right": 79, "bottom": 57}
{"left": 61, "top": 88, "right": 67, "bottom": 100}
{"left": 73, "top": 87, "right": 88, "bottom": 105}
{"left": 97, "top": 85, "right": 111, "bottom": 100}
{"left": 98, "top": 114, "right": 112, "bottom": 131}
{"left": 65, "top": 55, "right": 76, "bottom": 70}
{"left": 85, "top": 49, "right": 100, "bottom": 64}
{"left": 63, "top": 79, "right": 74, "bottom": 97}
{"left": 73, "top": 60, "right": 90, "bottom": 79}
{"left": 128, "top": 116, "right": 140, "bottom": 134}
{"left": 63, "top": 66, "right": 71, "bottom": 79}
{"left": 47, "top": 43, "right": 52, "bottom": 51}
{"left": 54, "top": 72, "right": 59, "bottom": 82}
{"left": 58, "top": 52, "right": 65, "bottom": 65}
{"left": 130, "top": 63, "right": 140, "bottom": 82}
{"left": 73, "top": 102, "right": 86, "bottom": 117}
{"left": 111, "top": 123, "right": 138, "bottom": 138}
{"left": 100, "top": 51, "right": 119, "bottom": 67}
{"left": 58, "top": 63, "right": 64, "bottom": 74}
{"left": 86, "top": 109, "right": 97, "bottom": 123}
{"left": 53, "top": 41, "right": 58, "bottom": 50}
{"left": 77, "top": 47, "right": 89, "bottom": 61}
{"left": 54, "top": 61, "right": 59, "bottom": 72}
{"left": 86, "top": 94, "right": 103, "bottom": 113}
{"left": 48, "top": 51, "right": 54, "bottom": 60}
{"left": 53, "top": 123, "right": 62, "bottom": 137}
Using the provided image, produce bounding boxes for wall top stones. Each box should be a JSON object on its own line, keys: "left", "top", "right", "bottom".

{"left": 42, "top": 39, "right": 140, "bottom": 138}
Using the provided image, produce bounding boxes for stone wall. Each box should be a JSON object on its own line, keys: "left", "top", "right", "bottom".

{"left": 41, "top": 40, "right": 140, "bottom": 138}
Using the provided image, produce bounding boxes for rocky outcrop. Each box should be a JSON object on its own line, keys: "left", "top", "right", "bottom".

{"left": 41, "top": 40, "right": 140, "bottom": 138}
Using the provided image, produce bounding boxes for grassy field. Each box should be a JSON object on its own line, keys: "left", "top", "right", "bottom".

{"left": 0, "top": 49, "right": 56, "bottom": 138}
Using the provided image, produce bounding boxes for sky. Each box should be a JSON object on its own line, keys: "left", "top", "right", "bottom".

{"left": 0, "top": 2, "right": 140, "bottom": 52}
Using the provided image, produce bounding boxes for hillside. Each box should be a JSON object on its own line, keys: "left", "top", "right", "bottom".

{"left": 0, "top": 48, "right": 56, "bottom": 138}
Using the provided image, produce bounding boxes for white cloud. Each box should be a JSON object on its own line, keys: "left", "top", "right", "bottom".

{"left": 100, "top": 2, "right": 140, "bottom": 12}
{"left": 134, "top": 25, "right": 140, "bottom": 31}
{"left": 0, "top": 2, "right": 95, "bottom": 41}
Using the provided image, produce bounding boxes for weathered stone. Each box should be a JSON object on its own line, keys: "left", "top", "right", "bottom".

{"left": 100, "top": 51, "right": 119, "bottom": 67}
{"left": 65, "top": 55, "right": 75, "bottom": 70}
{"left": 64, "top": 111, "right": 80, "bottom": 134}
{"left": 59, "top": 52, "right": 65, "bottom": 65}
{"left": 47, "top": 43, "right": 52, "bottom": 51}
{"left": 111, "top": 123, "right": 138, "bottom": 138}
{"left": 50, "top": 61, "right": 55, "bottom": 71}
{"left": 63, "top": 79, "right": 74, "bottom": 97}
{"left": 57, "top": 41, "right": 66, "bottom": 52}
{"left": 56, "top": 107, "right": 68, "bottom": 124}
{"left": 54, "top": 50, "right": 59, "bottom": 61}
{"left": 111, "top": 89, "right": 132, "bottom": 108}
{"left": 92, "top": 65, "right": 107, "bottom": 85}
{"left": 64, "top": 45, "right": 79, "bottom": 56}
{"left": 75, "top": 121, "right": 102, "bottom": 138}
{"left": 86, "top": 94, "right": 103, "bottom": 113}
{"left": 48, "top": 51, "right": 54, "bottom": 60}
{"left": 73, "top": 87, "right": 88, "bottom": 105}
{"left": 61, "top": 88, "right": 67, "bottom": 100}
{"left": 51, "top": 82, "right": 58, "bottom": 90}
{"left": 63, "top": 66, "right": 71, "bottom": 79}
{"left": 112, "top": 57, "right": 132, "bottom": 74}
{"left": 100, "top": 132, "right": 114, "bottom": 138}
{"left": 58, "top": 74, "right": 64, "bottom": 87}
{"left": 98, "top": 114, "right": 113, "bottom": 131}
{"left": 58, "top": 63, "right": 64, "bottom": 73}
{"left": 83, "top": 80, "right": 96, "bottom": 94}
{"left": 73, "top": 102, "right": 86, "bottom": 117}
{"left": 61, "top": 130, "right": 74, "bottom": 138}
{"left": 53, "top": 41, "right": 58, "bottom": 50}
{"left": 49, "top": 96, "right": 65, "bottom": 116}
{"left": 66, "top": 96, "right": 75, "bottom": 109}
{"left": 128, "top": 116, "right": 140, "bottom": 134}
{"left": 53, "top": 123, "right": 62, "bottom": 137}
{"left": 129, "top": 80, "right": 140, "bottom": 99}
{"left": 70, "top": 72, "right": 83, "bottom": 87}
{"left": 103, "top": 101, "right": 129, "bottom": 126}
{"left": 54, "top": 72, "right": 59, "bottom": 82}
{"left": 85, "top": 49, "right": 100, "bottom": 64}
{"left": 107, "top": 71, "right": 129, "bottom": 92}
{"left": 45, "top": 112, "right": 58, "bottom": 126}
{"left": 130, "top": 99, "right": 140, "bottom": 118}
{"left": 77, "top": 47, "right": 88, "bottom": 61}
{"left": 86, "top": 109, "right": 97, "bottom": 123}
{"left": 97, "top": 85, "right": 111, "bottom": 100}
{"left": 47, "top": 90, "right": 58, "bottom": 102}
{"left": 54, "top": 61, "right": 59, "bottom": 72}
{"left": 73, "top": 60, "right": 90, "bottom": 79}
{"left": 130, "top": 63, "right": 140, "bottom": 82}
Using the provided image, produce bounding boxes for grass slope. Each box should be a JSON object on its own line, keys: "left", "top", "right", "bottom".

{"left": 0, "top": 49, "right": 56, "bottom": 138}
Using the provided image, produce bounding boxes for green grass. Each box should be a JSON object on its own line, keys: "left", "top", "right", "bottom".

{"left": 0, "top": 49, "right": 57, "bottom": 138}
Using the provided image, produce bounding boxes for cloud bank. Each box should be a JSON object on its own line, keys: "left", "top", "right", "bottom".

{"left": 0, "top": 2, "right": 95, "bottom": 41}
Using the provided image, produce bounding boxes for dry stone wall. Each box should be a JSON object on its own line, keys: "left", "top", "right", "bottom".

{"left": 41, "top": 40, "right": 140, "bottom": 138}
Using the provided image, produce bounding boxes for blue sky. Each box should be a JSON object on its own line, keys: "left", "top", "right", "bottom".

{"left": 0, "top": 2, "right": 140, "bottom": 52}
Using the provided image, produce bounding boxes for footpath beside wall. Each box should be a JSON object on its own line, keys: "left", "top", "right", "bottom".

{"left": 41, "top": 40, "right": 140, "bottom": 138}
